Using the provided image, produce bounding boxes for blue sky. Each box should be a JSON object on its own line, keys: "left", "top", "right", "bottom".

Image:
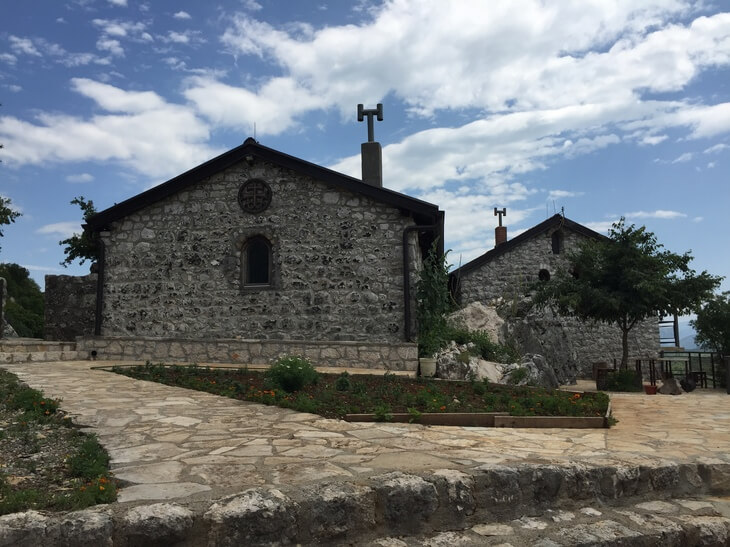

{"left": 1, "top": 0, "right": 729, "bottom": 333}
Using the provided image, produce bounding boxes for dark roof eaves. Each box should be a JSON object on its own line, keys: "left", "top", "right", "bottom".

{"left": 87, "top": 140, "right": 441, "bottom": 230}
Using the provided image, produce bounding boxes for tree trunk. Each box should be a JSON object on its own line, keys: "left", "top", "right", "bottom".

{"left": 621, "top": 327, "right": 629, "bottom": 370}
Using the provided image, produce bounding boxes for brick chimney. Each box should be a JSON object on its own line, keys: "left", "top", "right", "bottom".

{"left": 358, "top": 103, "right": 383, "bottom": 188}
{"left": 494, "top": 207, "right": 507, "bottom": 247}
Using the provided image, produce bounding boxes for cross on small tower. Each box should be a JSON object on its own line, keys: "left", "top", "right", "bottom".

{"left": 494, "top": 207, "right": 507, "bottom": 226}
{"left": 357, "top": 103, "right": 383, "bottom": 142}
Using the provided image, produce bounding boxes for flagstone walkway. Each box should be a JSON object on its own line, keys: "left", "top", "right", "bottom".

{"left": 2, "top": 361, "right": 729, "bottom": 507}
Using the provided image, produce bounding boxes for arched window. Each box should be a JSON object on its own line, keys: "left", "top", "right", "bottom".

{"left": 551, "top": 231, "right": 564, "bottom": 254}
{"left": 538, "top": 268, "right": 551, "bottom": 282}
{"left": 242, "top": 236, "right": 272, "bottom": 286}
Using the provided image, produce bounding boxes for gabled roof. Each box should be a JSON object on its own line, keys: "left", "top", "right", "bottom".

{"left": 450, "top": 214, "right": 607, "bottom": 277}
{"left": 86, "top": 138, "right": 442, "bottom": 230}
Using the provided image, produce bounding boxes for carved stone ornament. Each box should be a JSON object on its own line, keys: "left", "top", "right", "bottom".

{"left": 238, "top": 179, "right": 272, "bottom": 214}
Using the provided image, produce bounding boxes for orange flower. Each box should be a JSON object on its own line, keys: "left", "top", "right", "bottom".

{"left": 99, "top": 485, "right": 105, "bottom": 491}
{"left": 439, "top": 405, "right": 446, "bottom": 411}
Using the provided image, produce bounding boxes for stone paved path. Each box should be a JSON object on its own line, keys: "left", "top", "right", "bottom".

{"left": 2, "top": 361, "right": 729, "bottom": 507}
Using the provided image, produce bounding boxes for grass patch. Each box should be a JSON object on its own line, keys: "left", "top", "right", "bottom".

{"left": 0, "top": 369, "right": 117, "bottom": 516}
{"left": 112, "top": 361, "right": 610, "bottom": 422}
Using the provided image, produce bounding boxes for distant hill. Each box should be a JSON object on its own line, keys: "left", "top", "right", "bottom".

{"left": 679, "top": 334, "right": 700, "bottom": 351}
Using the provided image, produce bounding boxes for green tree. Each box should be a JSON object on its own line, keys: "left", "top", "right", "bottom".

{"left": 0, "top": 263, "right": 44, "bottom": 337}
{"left": 691, "top": 292, "right": 730, "bottom": 357}
{"left": 533, "top": 218, "right": 722, "bottom": 369}
{"left": 60, "top": 196, "right": 99, "bottom": 267}
{"left": 0, "top": 196, "right": 21, "bottom": 251}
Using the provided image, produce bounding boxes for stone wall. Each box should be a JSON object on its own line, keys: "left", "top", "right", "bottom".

{"left": 44, "top": 273, "right": 97, "bottom": 341}
{"left": 100, "top": 159, "right": 422, "bottom": 343}
{"left": 77, "top": 336, "right": 418, "bottom": 370}
{"left": 457, "top": 227, "right": 586, "bottom": 304}
{"left": 457, "top": 225, "right": 660, "bottom": 377}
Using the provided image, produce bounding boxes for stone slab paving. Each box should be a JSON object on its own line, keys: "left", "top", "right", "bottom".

{"left": 3, "top": 361, "right": 730, "bottom": 510}
{"left": 2, "top": 360, "right": 730, "bottom": 507}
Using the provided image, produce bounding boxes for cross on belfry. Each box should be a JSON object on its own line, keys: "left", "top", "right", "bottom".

{"left": 357, "top": 103, "right": 383, "bottom": 142}
{"left": 494, "top": 207, "right": 507, "bottom": 226}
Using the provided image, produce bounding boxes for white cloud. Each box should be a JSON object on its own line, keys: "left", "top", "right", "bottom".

{"left": 173, "top": 11, "right": 192, "bottom": 20}
{"left": 184, "top": 76, "right": 323, "bottom": 135}
{"left": 159, "top": 30, "right": 204, "bottom": 45}
{"left": 65, "top": 173, "right": 95, "bottom": 183}
{"left": 96, "top": 38, "right": 124, "bottom": 57}
{"left": 671, "top": 152, "right": 693, "bottom": 163}
{"left": 107, "top": 0, "right": 128, "bottom": 6}
{"left": 625, "top": 210, "right": 687, "bottom": 220}
{"left": 707, "top": 161, "right": 716, "bottom": 168}
{"left": 36, "top": 222, "right": 82, "bottom": 238}
{"left": 693, "top": 216, "right": 704, "bottom": 222}
{"left": 704, "top": 143, "right": 729, "bottom": 154}
{"left": 0, "top": 53, "right": 17, "bottom": 65}
{"left": 548, "top": 190, "right": 584, "bottom": 199}
{"left": 0, "top": 79, "right": 219, "bottom": 179}
{"left": 21, "top": 264, "right": 64, "bottom": 274}
{"left": 641, "top": 134, "right": 668, "bottom": 145}
{"left": 9, "top": 36, "right": 41, "bottom": 57}
{"left": 3, "top": 84, "right": 22, "bottom": 93}
{"left": 242, "top": 0, "right": 263, "bottom": 11}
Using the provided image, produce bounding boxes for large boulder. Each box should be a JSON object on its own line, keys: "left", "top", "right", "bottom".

{"left": 435, "top": 342, "right": 506, "bottom": 383}
{"left": 447, "top": 302, "right": 506, "bottom": 345}
{"left": 500, "top": 353, "right": 560, "bottom": 389}
{"left": 658, "top": 377, "right": 683, "bottom": 395}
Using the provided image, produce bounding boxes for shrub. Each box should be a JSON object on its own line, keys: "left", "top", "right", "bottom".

{"left": 266, "top": 356, "right": 319, "bottom": 393}
{"left": 603, "top": 369, "right": 642, "bottom": 392}
{"left": 506, "top": 367, "right": 528, "bottom": 385}
{"left": 335, "top": 372, "right": 351, "bottom": 392}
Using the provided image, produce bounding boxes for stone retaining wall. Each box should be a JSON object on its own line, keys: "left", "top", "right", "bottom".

{"left": 76, "top": 336, "right": 418, "bottom": 370}
{"left": 1, "top": 462, "right": 728, "bottom": 546}
{"left": 44, "top": 273, "right": 97, "bottom": 341}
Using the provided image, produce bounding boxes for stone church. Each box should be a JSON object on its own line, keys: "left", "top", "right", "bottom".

{"left": 450, "top": 214, "right": 659, "bottom": 377}
{"left": 65, "top": 137, "right": 443, "bottom": 370}
{"left": 45, "top": 113, "right": 658, "bottom": 375}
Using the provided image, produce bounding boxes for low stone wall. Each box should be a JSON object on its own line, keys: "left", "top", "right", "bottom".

{"left": 44, "top": 274, "right": 97, "bottom": 341}
{"left": 1, "top": 462, "right": 729, "bottom": 546}
{"left": 76, "top": 336, "right": 418, "bottom": 370}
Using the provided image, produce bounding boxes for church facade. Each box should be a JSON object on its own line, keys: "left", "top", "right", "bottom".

{"left": 75, "top": 138, "right": 443, "bottom": 369}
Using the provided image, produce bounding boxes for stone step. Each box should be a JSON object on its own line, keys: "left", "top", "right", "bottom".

{"left": 0, "top": 350, "right": 89, "bottom": 363}
{"left": 0, "top": 340, "right": 77, "bottom": 353}
{"left": 362, "top": 496, "right": 730, "bottom": 547}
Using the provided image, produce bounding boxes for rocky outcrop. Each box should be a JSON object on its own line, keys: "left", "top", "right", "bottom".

{"left": 500, "top": 354, "right": 560, "bottom": 390}
{"left": 434, "top": 343, "right": 559, "bottom": 389}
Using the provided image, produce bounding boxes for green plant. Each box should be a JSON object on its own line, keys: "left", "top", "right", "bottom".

{"left": 603, "top": 369, "right": 642, "bottom": 392}
{"left": 266, "top": 356, "right": 319, "bottom": 393}
{"left": 68, "top": 435, "right": 110, "bottom": 480}
{"left": 335, "top": 372, "right": 352, "bottom": 392}
{"left": 506, "top": 367, "right": 528, "bottom": 385}
{"left": 374, "top": 404, "right": 393, "bottom": 422}
{"left": 416, "top": 240, "right": 455, "bottom": 357}
{"left": 407, "top": 407, "right": 422, "bottom": 423}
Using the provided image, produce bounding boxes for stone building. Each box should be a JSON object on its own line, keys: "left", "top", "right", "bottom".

{"left": 450, "top": 214, "right": 659, "bottom": 377}
{"left": 73, "top": 138, "right": 443, "bottom": 370}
